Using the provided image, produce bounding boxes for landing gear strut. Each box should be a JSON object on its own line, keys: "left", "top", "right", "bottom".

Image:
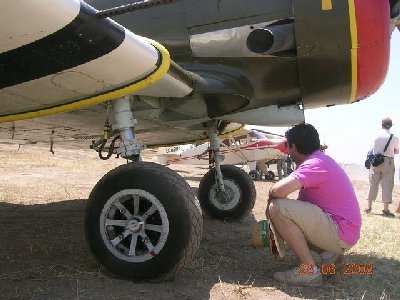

{"left": 198, "top": 121, "right": 256, "bottom": 220}
{"left": 85, "top": 97, "right": 203, "bottom": 281}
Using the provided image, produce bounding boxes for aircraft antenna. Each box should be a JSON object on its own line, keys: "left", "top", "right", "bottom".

{"left": 96, "top": 0, "right": 183, "bottom": 19}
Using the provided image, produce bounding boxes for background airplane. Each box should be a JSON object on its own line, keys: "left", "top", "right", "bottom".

{"left": 157, "top": 128, "right": 288, "bottom": 181}
{"left": 1, "top": 0, "right": 399, "bottom": 282}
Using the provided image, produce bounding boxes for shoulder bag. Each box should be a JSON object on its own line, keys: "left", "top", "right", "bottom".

{"left": 368, "top": 134, "right": 393, "bottom": 168}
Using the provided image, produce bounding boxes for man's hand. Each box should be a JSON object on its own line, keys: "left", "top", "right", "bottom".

{"left": 269, "top": 176, "right": 302, "bottom": 199}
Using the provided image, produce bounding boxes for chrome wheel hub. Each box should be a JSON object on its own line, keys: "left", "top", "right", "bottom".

{"left": 100, "top": 189, "right": 169, "bottom": 263}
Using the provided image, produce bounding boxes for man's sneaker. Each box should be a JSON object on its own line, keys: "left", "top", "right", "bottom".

{"left": 273, "top": 267, "right": 322, "bottom": 286}
{"left": 382, "top": 210, "right": 395, "bottom": 218}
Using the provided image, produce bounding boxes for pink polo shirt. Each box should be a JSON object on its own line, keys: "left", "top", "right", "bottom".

{"left": 290, "top": 151, "right": 361, "bottom": 245}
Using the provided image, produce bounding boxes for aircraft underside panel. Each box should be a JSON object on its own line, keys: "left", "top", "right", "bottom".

{"left": 0, "top": 104, "right": 243, "bottom": 148}
{"left": 0, "top": 0, "right": 194, "bottom": 124}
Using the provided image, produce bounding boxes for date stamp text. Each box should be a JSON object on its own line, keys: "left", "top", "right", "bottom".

{"left": 299, "top": 263, "right": 374, "bottom": 276}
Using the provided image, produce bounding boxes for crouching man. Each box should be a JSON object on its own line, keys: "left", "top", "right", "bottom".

{"left": 267, "top": 123, "right": 361, "bottom": 286}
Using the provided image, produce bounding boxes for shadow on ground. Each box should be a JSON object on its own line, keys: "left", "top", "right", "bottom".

{"left": 0, "top": 200, "right": 398, "bottom": 300}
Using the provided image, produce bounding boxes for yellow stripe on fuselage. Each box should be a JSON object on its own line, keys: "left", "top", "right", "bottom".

{"left": 348, "top": 0, "right": 358, "bottom": 102}
{"left": 0, "top": 38, "right": 170, "bottom": 124}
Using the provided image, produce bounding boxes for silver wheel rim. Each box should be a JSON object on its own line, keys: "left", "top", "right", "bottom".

{"left": 100, "top": 189, "right": 169, "bottom": 263}
{"left": 209, "top": 179, "right": 241, "bottom": 210}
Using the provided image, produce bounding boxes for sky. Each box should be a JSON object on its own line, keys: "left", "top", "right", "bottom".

{"left": 257, "top": 30, "right": 400, "bottom": 166}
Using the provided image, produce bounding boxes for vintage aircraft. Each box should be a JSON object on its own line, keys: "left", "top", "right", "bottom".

{"left": 1, "top": 0, "right": 399, "bottom": 282}
{"left": 157, "top": 128, "right": 288, "bottom": 180}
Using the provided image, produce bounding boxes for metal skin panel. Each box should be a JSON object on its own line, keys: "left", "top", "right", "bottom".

{"left": 185, "top": 0, "right": 290, "bottom": 35}
{"left": 293, "top": 0, "right": 353, "bottom": 109}
{"left": 0, "top": 1, "right": 125, "bottom": 90}
{"left": 0, "top": 0, "right": 80, "bottom": 53}
{"left": 86, "top": 0, "right": 301, "bottom": 115}
{"left": 293, "top": 0, "right": 391, "bottom": 108}
{"left": 86, "top": 0, "right": 192, "bottom": 59}
{"left": 0, "top": 0, "right": 197, "bottom": 124}
{"left": 184, "top": 0, "right": 292, "bottom": 29}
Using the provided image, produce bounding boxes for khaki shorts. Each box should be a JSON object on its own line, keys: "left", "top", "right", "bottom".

{"left": 271, "top": 198, "right": 352, "bottom": 254}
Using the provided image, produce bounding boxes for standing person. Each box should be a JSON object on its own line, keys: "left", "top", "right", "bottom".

{"left": 276, "top": 154, "right": 287, "bottom": 180}
{"left": 365, "top": 117, "right": 399, "bottom": 217}
{"left": 256, "top": 159, "right": 269, "bottom": 179}
{"left": 266, "top": 123, "right": 361, "bottom": 286}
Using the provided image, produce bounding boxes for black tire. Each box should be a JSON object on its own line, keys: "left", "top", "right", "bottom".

{"left": 265, "top": 170, "right": 275, "bottom": 181}
{"left": 85, "top": 162, "right": 203, "bottom": 281}
{"left": 198, "top": 165, "right": 256, "bottom": 220}
{"left": 249, "top": 170, "right": 261, "bottom": 181}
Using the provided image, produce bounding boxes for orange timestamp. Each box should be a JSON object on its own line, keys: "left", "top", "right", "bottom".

{"left": 299, "top": 263, "right": 374, "bottom": 276}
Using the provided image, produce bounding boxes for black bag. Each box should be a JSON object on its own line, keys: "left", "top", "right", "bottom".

{"left": 366, "top": 134, "right": 393, "bottom": 169}
{"left": 365, "top": 154, "right": 373, "bottom": 169}
{"left": 370, "top": 154, "right": 385, "bottom": 167}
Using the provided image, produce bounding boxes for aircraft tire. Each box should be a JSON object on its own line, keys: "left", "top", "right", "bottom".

{"left": 265, "top": 171, "right": 275, "bottom": 181}
{"left": 198, "top": 165, "right": 256, "bottom": 220}
{"left": 249, "top": 170, "right": 261, "bottom": 181}
{"left": 85, "top": 162, "right": 203, "bottom": 281}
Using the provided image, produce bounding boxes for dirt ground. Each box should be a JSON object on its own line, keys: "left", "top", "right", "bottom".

{"left": 0, "top": 143, "right": 399, "bottom": 300}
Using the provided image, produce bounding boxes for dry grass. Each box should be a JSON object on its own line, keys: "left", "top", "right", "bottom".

{"left": 0, "top": 143, "right": 399, "bottom": 300}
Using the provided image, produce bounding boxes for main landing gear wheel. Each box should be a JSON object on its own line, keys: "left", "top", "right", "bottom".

{"left": 85, "top": 162, "right": 203, "bottom": 281}
{"left": 198, "top": 165, "right": 256, "bottom": 220}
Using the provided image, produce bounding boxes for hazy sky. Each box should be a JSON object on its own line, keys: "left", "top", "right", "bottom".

{"left": 260, "top": 30, "right": 400, "bottom": 166}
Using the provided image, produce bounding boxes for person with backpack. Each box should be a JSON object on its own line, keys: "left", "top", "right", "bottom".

{"left": 365, "top": 117, "right": 399, "bottom": 217}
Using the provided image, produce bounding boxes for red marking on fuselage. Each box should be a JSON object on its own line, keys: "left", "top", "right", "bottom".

{"left": 354, "top": 0, "right": 390, "bottom": 100}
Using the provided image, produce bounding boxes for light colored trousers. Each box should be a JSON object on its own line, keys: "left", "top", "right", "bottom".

{"left": 367, "top": 157, "right": 395, "bottom": 203}
{"left": 270, "top": 199, "right": 352, "bottom": 254}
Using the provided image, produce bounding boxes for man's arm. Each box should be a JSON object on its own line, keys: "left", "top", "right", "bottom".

{"left": 269, "top": 175, "right": 302, "bottom": 199}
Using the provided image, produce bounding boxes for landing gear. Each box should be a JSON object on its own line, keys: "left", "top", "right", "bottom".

{"left": 85, "top": 162, "right": 202, "bottom": 281}
{"left": 199, "top": 165, "right": 256, "bottom": 220}
{"left": 198, "top": 122, "right": 256, "bottom": 220}
{"left": 249, "top": 169, "right": 261, "bottom": 181}
{"left": 85, "top": 97, "right": 202, "bottom": 281}
{"left": 265, "top": 170, "right": 275, "bottom": 181}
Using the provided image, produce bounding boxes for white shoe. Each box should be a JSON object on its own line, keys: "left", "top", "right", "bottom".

{"left": 273, "top": 266, "right": 322, "bottom": 286}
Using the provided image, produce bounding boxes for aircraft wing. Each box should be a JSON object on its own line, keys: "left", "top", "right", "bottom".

{"left": 0, "top": 0, "right": 245, "bottom": 148}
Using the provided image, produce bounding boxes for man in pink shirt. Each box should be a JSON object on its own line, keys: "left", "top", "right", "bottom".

{"left": 267, "top": 123, "right": 361, "bottom": 286}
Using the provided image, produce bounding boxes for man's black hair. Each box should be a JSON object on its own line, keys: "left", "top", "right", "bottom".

{"left": 285, "top": 123, "right": 320, "bottom": 155}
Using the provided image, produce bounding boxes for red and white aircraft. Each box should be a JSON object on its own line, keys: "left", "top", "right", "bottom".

{"left": 157, "top": 128, "right": 288, "bottom": 180}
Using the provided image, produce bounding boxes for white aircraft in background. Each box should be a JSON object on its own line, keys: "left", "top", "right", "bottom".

{"left": 157, "top": 128, "right": 288, "bottom": 180}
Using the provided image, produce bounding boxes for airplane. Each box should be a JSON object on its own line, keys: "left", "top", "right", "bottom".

{"left": 156, "top": 128, "right": 288, "bottom": 181}
{"left": 1, "top": 0, "right": 399, "bottom": 282}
